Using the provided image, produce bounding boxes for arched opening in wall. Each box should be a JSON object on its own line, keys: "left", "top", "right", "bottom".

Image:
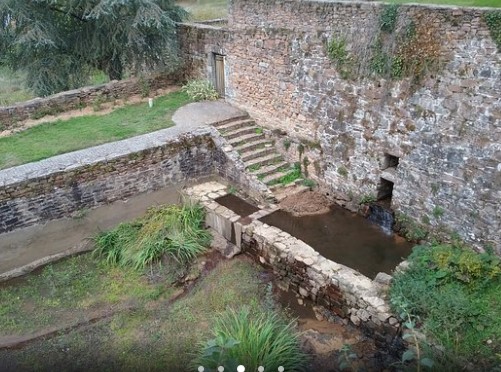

{"left": 382, "top": 153, "right": 399, "bottom": 169}
{"left": 377, "top": 178, "right": 394, "bottom": 206}
{"left": 213, "top": 53, "right": 226, "bottom": 97}
{"left": 378, "top": 153, "right": 399, "bottom": 207}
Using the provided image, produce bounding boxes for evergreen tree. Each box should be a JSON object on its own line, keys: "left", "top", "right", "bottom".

{"left": 0, "top": 0, "right": 187, "bottom": 96}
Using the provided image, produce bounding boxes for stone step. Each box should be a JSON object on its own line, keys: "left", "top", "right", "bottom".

{"left": 262, "top": 171, "right": 288, "bottom": 185}
{"left": 241, "top": 146, "right": 277, "bottom": 162}
{"left": 255, "top": 161, "right": 290, "bottom": 178}
{"left": 223, "top": 126, "right": 261, "bottom": 141}
{"left": 217, "top": 119, "right": 256, "bottom": 134}
{"left": 234, "top": 139, "right": 273, "bottom": 154}
{"left": 228, "top": 132, "right": 265, "bottom": 146}
{"left": 273, "top": 184, "right": 311, "bottom": 201}
{"left": 245, "top": 153, "right": 283, "bottom": 169}
{"left": 212, "top": 114, "right": 250, "bottom": 128}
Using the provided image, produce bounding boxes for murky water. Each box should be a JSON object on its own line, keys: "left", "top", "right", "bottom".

{"left": 214, "top": 194, "right": 259, "bottom": 217}
{"left": 261, "top": 206, "right": 413, "bottom": 278}
{"left": 0, "top": 178, "right": 216, "bottom": 275}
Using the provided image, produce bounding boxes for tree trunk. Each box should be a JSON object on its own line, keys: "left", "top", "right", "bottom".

{"left": 106, "top": 56, "right": 123, "bottom": 81}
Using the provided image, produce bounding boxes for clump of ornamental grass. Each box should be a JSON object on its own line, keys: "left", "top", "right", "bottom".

{"left": 94, "top": 201, "right": 211, "bottom": 270}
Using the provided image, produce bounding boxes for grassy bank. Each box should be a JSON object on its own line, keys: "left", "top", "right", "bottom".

{"left": 0, "top": 67, "right": 34, "bottom": 106}
{"left": 0, "top": 90, "right": 190, "bottom": 170}
{"left": 0, "top": 255, "right": 291, "bottom": 370}
{"left": 179, "top": 0, "right": 228, "bottom": 21}
{"left": 0, "top": 202, "right": 307, "bottom": 370}
{"left": 390, "top": 243, "right": 501, "bottom": 369}
{"left": 387, "top": 0, "right": 501, "bottom": 7}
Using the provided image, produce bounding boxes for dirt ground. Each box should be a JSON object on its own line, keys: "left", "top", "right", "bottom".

{"left": 279, "top": 190, "right": 334, "bottom": 217}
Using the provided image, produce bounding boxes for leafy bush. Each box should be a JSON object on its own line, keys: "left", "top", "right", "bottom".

{"left": 193, "top": 307, "right": 308, "bottom": 371}
{"left": 268, "top": 162, "right": 302, "bottom": 186}
{"left": 181, "top": 79, "right": 219, "bottom": 101}
{"left": 94, "top": 201, "right": 211, "bottom": 270}
{"left": 485, "top": 11, "right": 501, "bottom": 52}
{"left": 390, "top": 243, "right": 501, "bottom": 369}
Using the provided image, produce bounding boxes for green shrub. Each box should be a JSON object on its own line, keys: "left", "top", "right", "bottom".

{"left": 379, "top": 4, "right": 399, "bottom": 33}
{"left": 94, "top": 201, "right": 211, "bottom": 270}
{"left": 269, "top": 162, "right": 302, "bottom": 186}
{"left": 390, "top": 243, "right": 501, "bottom": 369}
{"left": 485, "top": 11, "right": 501, "bottom": 52}
{"left": 193, "top": 307, "right": 308, "bottom": 371}
{"left": 181, "top": 79, "right": 219, "bottom": 101}
{"left": 359, "top": 194, "right": 376, "bottom": 205}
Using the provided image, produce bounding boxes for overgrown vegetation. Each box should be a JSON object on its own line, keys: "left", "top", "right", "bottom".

{"left": 193, "top": 307, "right": 308, "bottom": 371}
{"left": 390, "top": 243, "right": 501, "bottom": 369}
{"left": 182, "top": 79, "right": 220, "bottom": 101}
{"left": 0, "top": 254, "right": 165, "bottom": 334}
{"left": 0, "top": 90, "right": 190, "bottom": 169}
{"left": 268, "top": 162, "right": 302, "bottom": 186}
{"left": 328, "top": 4, "right": 442, "bottom": 83}
{"left": 327, "top": 37, "right": 353, "bottom": 79}
{"left": 396, "top": 213, "right": 429, "bottom": 241}
{"left": 0, "top": 0, "right": 186, "bottom": 96}
{"left": 94, "top": 201, "right": 211, "bottom": 270}
{"left": 485, "top": 11, "right": 501, "bottom": 52}
{"left": 0, "top": 255, "right": 285, "bottom": 370}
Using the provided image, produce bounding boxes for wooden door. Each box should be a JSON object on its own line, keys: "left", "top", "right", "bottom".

{"left": 214, "top": 54, "right": 225, "bottom": 97}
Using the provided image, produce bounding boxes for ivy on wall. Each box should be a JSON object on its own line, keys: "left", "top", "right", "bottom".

{"left": 326, "top": 4, "right": 442, "bottom": 84}
{"left": 485, "top": 11, "right": 501, "bottom": 52}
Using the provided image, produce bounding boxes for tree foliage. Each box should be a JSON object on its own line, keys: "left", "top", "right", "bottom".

{"left": 0, "top": 0, "right": 187, "bottom": 96}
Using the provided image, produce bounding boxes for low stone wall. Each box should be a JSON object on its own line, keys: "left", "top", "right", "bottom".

{"left": 0, "top": 129, "right": 215, "bottom": 234}
{"left": 0, "top": 74, "right": 177, "bottom": 131}
{"left": 188, "top": 182, "right": 399, "bottom": 342}
{"left": 0, "top": 118, "right": 275, "bottom": 235}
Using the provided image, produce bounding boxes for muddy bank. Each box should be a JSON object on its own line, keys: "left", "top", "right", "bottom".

{"left": 279, "top": 190, "right": 333, "bottom": 217}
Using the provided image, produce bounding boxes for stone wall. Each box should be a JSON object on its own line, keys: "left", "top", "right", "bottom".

{"left": 0, "top": 130, "right": 214, "bottom": 234}
{"left": 187, "top": 181, "right": 398, "bottom": 342}
{"left": 178, "top": 23, "right": 230, "bottom": 87}
{"left": 0, "top": 74, "right": 177, "bottom": 131}
{"left": 181, "top": 0, "right": 501, "bottom": 252}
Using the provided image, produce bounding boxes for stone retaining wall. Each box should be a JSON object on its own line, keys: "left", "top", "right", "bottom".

{"left": 0, "top": 74, "right": 177, "bottom": 131}
{"left": 0, "top": 130, "right": 214, "bottom": 234}
{"left": 0, "top": 122, "right": 275, "bottom": 235}
{"left": 187, "top": 181, "right": 398, "bottom": 342}
{"left": 181, "top": 0, "right": 501, "bottom": 253}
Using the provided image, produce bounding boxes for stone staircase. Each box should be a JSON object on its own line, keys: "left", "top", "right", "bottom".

{"left": 212, "top": 115, "right": 307, "bottom": 200}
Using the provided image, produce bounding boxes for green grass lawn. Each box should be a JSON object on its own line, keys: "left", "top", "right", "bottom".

{"left": 0, "top": 66, "right": 35, "bottom": 106}
{"left": 0, "top": 253, "right": 279, "bottom": 370}
{"left": 178, "top": 0, "right": 228, "bottom": 21}
{"left": 0, "top": 90, "right": 191, "bottom": 170}
{"left": 386, "top": 0, "right": 500, "bottom": 7}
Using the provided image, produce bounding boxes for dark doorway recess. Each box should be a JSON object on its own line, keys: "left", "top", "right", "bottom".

{"left": 377, "top": 178, "right": 394, "bottom": 202}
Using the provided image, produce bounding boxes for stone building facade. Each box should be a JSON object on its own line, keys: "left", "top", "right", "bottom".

{"left": 180, "top": 0, "right": 501, "bottom": 253}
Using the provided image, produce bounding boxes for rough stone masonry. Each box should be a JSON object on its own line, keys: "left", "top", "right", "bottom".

{"left": 180, "top": 0, "right": 501, "bottom": 253}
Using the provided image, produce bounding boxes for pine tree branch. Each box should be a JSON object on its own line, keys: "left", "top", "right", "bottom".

{"left": 47, "top": 6, "right": 87, "bottom": 23}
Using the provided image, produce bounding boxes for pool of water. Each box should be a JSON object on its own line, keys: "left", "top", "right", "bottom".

{"left": 214, "top": 194, "right": 260, "bottom": 217}
{"left": 260, "top": 206, "right": 413, "bottom": 278}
